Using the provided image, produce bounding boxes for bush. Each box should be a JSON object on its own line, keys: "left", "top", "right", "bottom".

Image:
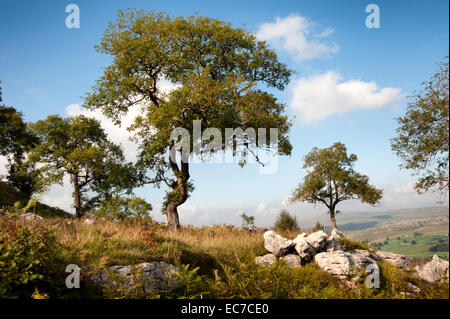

{"left": 274, "top": 210, "right": 300, "bottom": 233}
{"left": 0, "top": 220, "right": 65, "bottom": 298}
{"left": 312, "top": 221, "right": 324, "bottom": 232}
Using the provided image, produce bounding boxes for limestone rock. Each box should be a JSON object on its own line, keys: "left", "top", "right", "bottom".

{"left": 293, "top": 233, "right": 314, "bottom": 259}
{"left": 331, "top": 229, "right": 345, "bottom": 239}
{"left": 375, "top": 251, "right": 409, "bottom": 270}
{"left": 406, "top": 282, "right": 421, "bottom": 294}
{"left": 83, "top": 218, "right": 96, "bottom": 225}
{"left": 306, "top": 230, "right": 329, "bottom": 251}
{"left": 325, "top": 236, "right": 344, "bottom": 252}
{"left": 314, "top": 250, "right": 378, "bottom": 280}
{"left": 263, "top": 231, "right": 294, "bottom": 257}
{"left": 281, "top": 254, "right": 302, "bottom": 268}
{"left": 21, "top": 213, "right": 44, "bottom": 223}
{"left": 415, "top": 255, "right": 449, "bottom": 283}
{"left": 87, "top": 261, "right": 179, "bottom": 291}
{"left": 255, "top": 254, "right": 277, "bottom": 267}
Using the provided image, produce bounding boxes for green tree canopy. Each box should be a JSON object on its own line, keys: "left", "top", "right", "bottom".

{"left": 84, "top": 9, "right": 293, "bottom": 230}
{"left": 391, "top": 57, "right": 449, "bottom": 194}
{"left": 290, "top": 142, "right": 383, "bottom": 230}
{"left": 28, "top": 114, "right": 137, "bottom": 217}
{"left": 95, "top": 195, "right": 152, "bottom": 220}
{"left": 0, "top": 86, "right": 40, "bottom": 197}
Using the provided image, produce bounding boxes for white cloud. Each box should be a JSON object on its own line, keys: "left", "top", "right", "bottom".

{"left": 290, "top": 71, "right": 404, "bottom": 122}
{"left": 382, "top": 182, "right": 448, "bottom": 208}
{"left": 256, "top": 202, "right": 267, "bottom": 213}
{"left": 66, "top": 103, "right": 140, "bottom": 162}
{"left": 256, "top": 14, "right": 339, "bottom": 60}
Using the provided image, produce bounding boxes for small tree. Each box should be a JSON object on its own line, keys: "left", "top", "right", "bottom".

{"left": 291, "top": 142, "right": 383, "bottom": 230}
{"left": 391, "top": 57, "right": 449, "bottom": 194}
{"left": 274, "top": 209, "right": 300, "bottom": 232}
{"left": 28, "top": 115, "right": 137, "bottom": 218}
{"left": 240, "top": 212, "right": 255, "bottom": 228}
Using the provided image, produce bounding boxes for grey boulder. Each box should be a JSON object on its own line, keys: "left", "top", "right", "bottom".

{"left": 375, "top": 251, "right": 409, "bottom": 270}
{"left": 281, "top": 254, "right": 302, "bottom": 268}
{"left": 314, "top": 250, "right": 378, "bottom": 280}
{"left": 87, "top": 261, "right": 179, "bottom": 291}
{"left": 21, "top": 213, "right": 44, "bottom": 223}
{"left": 255, "top": 254, "right": 277, "bottom": 267}
{"left": 263, "top": 231, "right": 294, "bottom": 257}
{"left": 415, "top": 255, "right": 449, "bottom": 283}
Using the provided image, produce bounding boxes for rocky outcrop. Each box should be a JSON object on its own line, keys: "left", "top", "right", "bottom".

{"left": 263, "top": 231, "right": 295, "bottom": 257}
{"left": 257, "top": 230, "right": 344, "bottom": 269}
{"left": 86, "top": 261, "right": 179, "bottom": 291}
{"left": 415, "top": 255, "right": 449, "bottom": 283}
{"left": 281, "top": 254, "right": 302, "bottom": 268}
{"left": 20, "top": 213, "right": 44, "bottom": 223}
{"left": 376, "top": 251, "right": 409, "bottom": 270}
{"left": 314, "top": 250, "right": 378, "bottom": 280}
{"left": 255, "top": 254, "right": 277, "bottom": 267}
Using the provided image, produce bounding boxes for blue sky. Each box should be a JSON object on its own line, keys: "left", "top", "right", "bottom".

{"left": 0, "top": 0, "right": 448, "bottom": 227}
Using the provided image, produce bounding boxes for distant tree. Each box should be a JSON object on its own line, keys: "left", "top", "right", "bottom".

{"left": 290, "top": 142, "right": 383, "bottom": 230}
{"left": 95, "top": 196, "right": 152, "bottom": 220}
{"left": 383, "top": 240, "right": 388, "bottom": 245}
{"left": 28, "top": 115, "right": 138, "bottom": 218}
{"left": 391, "top": 57, "right": 449, "bottom": 195}
{"left": 397, "top": 236, "right": 401, "bottom": 240}
{"left": 312, "top": 221, "right": 324, "bottom": 232}
{"left": 411, "top": 240, "right": 417, "bottom": 245}
{"left": 84, "top": 9, "right": 293, "bottom": 230}
{"left": 274, "top": 209, "right": 300, "bottom": 232}
{"left": 240, "top": 213, "right": 255, "bottom": 228}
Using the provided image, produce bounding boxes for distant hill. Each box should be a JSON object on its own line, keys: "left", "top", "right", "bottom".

{"left": 0, "top": 181, "right": 72, "bottom": 218}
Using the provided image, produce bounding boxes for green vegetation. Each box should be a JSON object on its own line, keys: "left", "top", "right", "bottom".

{"left": 391, "top": 57, "right": 449, "bottom": 194}
{"left": 239, "top": 213, "right": 255, "bottom": 228}
{"left": 28, "top": 115, "right": 138, "bottom": 218}
{"left": 274, "top": 210, "right": 300, "bottom": 233}
{"left": 377, "top": 234, "right": 448, "bottom": 259}
{"left": 84, "top": 9, "right": 293, "bottom": 230}
{"left": 291, "top": 142, "right": 383, "bottom": 230}
{"left": 0, "top": 214, "right": 447, "bottom": 299}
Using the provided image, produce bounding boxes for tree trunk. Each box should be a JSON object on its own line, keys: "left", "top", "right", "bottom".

{"left": 166, "top": 140, "right": 190, "bottom": 231}
{"left": 329, "top": 209, "right": 337, "bottom": 230}
{"left": 166, "top": 202, "right": 180, "bottom": 231}
{"left": 73, "top": 174, "right": 82, "bottom": 218}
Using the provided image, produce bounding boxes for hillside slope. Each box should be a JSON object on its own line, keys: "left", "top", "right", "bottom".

{"left": 0, "top": 181, "right": 72, "bottom": 218}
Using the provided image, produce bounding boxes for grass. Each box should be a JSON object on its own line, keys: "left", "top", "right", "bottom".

{"left": 377, "top": 234, "right": 449, "bottom": 260}
{"left": 0, "top": 214, "right": 448, "bottom": 299}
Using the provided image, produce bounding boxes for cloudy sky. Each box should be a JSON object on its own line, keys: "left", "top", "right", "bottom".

{"left": 0, "top": 0, "right": 448, "bottom": 227}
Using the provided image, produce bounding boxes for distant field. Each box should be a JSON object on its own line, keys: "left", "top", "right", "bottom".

{"left": 376, "top": 234, "right": 449, "bottom": 260}
{"left": 302, "top": 206, "right": 450, "bottom": 260}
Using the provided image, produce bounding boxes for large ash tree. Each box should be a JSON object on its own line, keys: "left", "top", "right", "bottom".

{"left": 84, "top": 10, "right": 293, "bottom": 230}
{"left": 290, "top": 142, "right": 383, "bottom": 230}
